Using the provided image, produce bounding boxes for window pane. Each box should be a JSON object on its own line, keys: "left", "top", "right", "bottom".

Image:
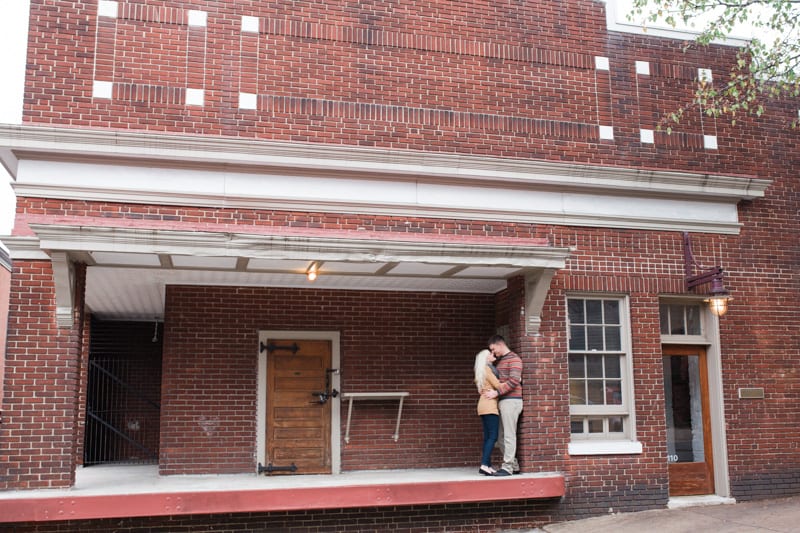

{"left": 605, "top": 326, "right": 621, "bottom": 350}
{"left": 568, "top": 299, "right": 584, "bottom": 323}
{"left": 586, "top": 356, "right": 603, "bottom": 378}
{"left": 569, "top": 326, "right": 586, "bottom": 351}
{"left": 567, "top": 296, "right": 629, "bottom": 442}
{"left": 686, "top": 305, "right": 701, "bottom": 335}
{"left": 664, "top": 355, "right": 705, "bottom": 462}
{"left": 604, "top": 356, "right": 621, "bottom": 378}
{"left": 587, "top": 326, "right": 604, "bottom": 350}
{"left": 570, "top": 380, "right": 586, "bottom": 405}
{"left": 659, "top": 304, "right": 670, "bottom": 335}
{"left": 586, "top": 300, "right": 603, "bottom": 323}
{"left": 603, "top": 300, "right": 619, "bottom": 323}
{"left": 669, "top": 305, "right": 685, "bottom": 335}
{"left": 569, "top": 354, "right": 585, "bottom": 378}
{"left": 608, "top": 416, "right": 624, "bottom": 433}
{"left": 587, "top": 381, "right": 604, "bottom": 404}
{"left": 606, "top": 380, "right": 622, "bottom": 405}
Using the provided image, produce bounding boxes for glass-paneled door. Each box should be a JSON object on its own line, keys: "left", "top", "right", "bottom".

{"left": 663, "top": 345, "right": 714, "bottom": 495}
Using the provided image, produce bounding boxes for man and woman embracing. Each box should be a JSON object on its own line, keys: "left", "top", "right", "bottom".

{"left": 473, "top": 335, "right": 523, "bottom": 477}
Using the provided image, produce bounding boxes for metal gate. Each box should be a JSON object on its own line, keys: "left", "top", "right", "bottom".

{"left": 84, "top": 320, "right": 162, "bottom": 465}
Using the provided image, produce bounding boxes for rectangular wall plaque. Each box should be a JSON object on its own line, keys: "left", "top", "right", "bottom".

{"left": 738, "top": 387, "right": 765, "bottom": 399}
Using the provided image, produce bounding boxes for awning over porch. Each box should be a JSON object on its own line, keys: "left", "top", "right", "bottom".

{"left": 5, "top": 220, "right": 572, "bottom": 334}
{"left": 0, "top": 465, "right": 565, "bottom": 523}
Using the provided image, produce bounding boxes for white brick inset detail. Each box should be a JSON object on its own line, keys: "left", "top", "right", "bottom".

{"left": 698, "top": 68, "right": 713, "bottom": 83}
{"left": 98, "top": 1, "right": 118, "bottom": 18}
{"left": 242, "top": 16, "right": 260, "bottom": 33}
{"left": 640, "top": 129, "right": 654, "bottom": 144}
{"left": 704, "top": 135, "right": 718, "bottom": 150}
{"left": 92, "top": 80, "right": 113, "bottom": 99}
{"left": 595, "top": 56, "right": 610, "bottom": 71}
{"left": 635, "top": 61, "right": 650, "bottom": 76}
{"left": 239, "top": 92, "right": 258, "bottom": 110}
{"left": 188, "top": 10, "right": 207, "bottom": 27}
{"left": 186, "top": 88, "right": 205, "bottom": 106}
{"left": 599, "top": 125, "right": 614, "bottom": 140}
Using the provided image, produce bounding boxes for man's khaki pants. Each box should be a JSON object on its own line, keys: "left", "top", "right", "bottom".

{"left": 497, "top": 399, "right": 523, "bottom": 473}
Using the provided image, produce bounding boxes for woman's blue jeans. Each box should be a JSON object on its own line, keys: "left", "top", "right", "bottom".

{"left": 480, "top": 413, "right": 500, "bottom": 467}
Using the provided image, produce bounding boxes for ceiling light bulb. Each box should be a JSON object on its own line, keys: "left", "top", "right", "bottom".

{"left": 307, "top": 270, "right": 317, "bottom": 281}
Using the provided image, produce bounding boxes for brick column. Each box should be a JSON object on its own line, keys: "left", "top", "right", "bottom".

{"left": 0, "top": 260, "right": 85, "bottom": 489}
{"left": 505, "top": 275, "right": 570, "bottom": 474}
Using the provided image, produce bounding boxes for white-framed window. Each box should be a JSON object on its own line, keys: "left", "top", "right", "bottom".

{"left": 567, "top": 295, "right": 641, "bottom": 454}
{"left": 660, "top": 302, "right": 702, "bottom": 336}
{"left": 659, "top": 299, "right": 714, "bottom": 345}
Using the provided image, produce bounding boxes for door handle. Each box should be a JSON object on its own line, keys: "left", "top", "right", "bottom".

{"left": 310, "top": 392, "right": 328, "bottom": 404}
{"left": 310, "top": 368, "right": 340, "bottom": 404}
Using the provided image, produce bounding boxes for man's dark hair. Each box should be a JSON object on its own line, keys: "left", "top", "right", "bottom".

{"left": 488, "top": 334, "right": 506, "bottom": 346}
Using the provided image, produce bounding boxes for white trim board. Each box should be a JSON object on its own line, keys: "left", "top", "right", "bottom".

{"left": 15, "top": 159, "right": 748, "bottom": 234}
{"left": 0, "top": 125, "right": 770, "bottom": 234}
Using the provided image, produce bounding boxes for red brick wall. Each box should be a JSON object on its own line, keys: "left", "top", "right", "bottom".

{"left": 161, "top": 285, "right": 495, "bottom": 474}
{"left": 22, "top": 1, "right": 798, "bottom": 174}
{"left": 0, "top": 500, "right": 565, "bottom": 533}
{"left": 9, "top": 0, "right": 800, "bottom": 511}
{"left": 0, "top": 262, "right": 86, "bottom": 490}
{"left": 5, "top": 193, "right": 799, "bottom": 499}
{"left": 0, "top": 251, "right": 11, "bottom": 405}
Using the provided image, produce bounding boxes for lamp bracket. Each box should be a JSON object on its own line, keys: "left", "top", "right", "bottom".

{"left": 686, "top": 265, "right": 723, "bottom": 290}
{"left": 683, "top": 232, "right": 725, "bottom": 292}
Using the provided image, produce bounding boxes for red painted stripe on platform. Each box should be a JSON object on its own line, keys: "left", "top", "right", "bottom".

{"left": 0, "top": 475, "right": 564, "bottom": 523}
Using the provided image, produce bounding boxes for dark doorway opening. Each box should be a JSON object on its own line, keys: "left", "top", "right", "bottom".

{"left": 84, "top": 319, "right": 162, "bottom": 465}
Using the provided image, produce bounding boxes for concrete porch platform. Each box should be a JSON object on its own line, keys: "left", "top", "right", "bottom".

{"left": 0, "top": 465, "right": 565, "bottom": 523}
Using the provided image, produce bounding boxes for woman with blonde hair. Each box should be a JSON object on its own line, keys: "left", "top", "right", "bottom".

{"left": 474, "top": 348, "right": 500, "bottom": 476}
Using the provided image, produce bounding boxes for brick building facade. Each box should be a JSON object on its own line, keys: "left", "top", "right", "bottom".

{"left": 0, "top": 0, "right": 798, "bottom": 531}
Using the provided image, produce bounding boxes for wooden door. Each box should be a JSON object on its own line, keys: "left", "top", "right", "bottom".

{"left": 266, "top": 339, "right": 332, "bottom": 474}
{"left": 663, "top": 345, "right": 714, "bottom": 495}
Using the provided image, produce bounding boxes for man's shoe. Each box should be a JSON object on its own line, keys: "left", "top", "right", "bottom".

{"left": 513, "top": 469, "right": 521, "bottom": 475}
{"left": 493, "top": 469, "right": 512, "bottom": 477}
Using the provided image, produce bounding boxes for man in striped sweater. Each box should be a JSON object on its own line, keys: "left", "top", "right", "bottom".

{"left": 483, "top": 334, "right": 523, "bottom": 476}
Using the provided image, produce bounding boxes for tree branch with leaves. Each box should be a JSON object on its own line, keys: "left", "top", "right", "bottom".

{"left": 628, "top": 0, "right": 800, "bottom": 130}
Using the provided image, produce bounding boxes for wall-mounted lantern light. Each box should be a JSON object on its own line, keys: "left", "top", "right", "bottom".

{"left": 683, "top": 232, "right": 732, "bottom": 316}
{"left": 306, "top": 262, "right": 319, "bottom": 282}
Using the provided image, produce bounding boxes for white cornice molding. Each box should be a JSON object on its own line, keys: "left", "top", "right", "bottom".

{"left": 10, "top": 182, "right": 743, "bottom": 235}
{"left": 1, "top": 236, "right": 50, "bottom": 260}
{"left": 0, "top": 125, "right": 770, "bottom": 201}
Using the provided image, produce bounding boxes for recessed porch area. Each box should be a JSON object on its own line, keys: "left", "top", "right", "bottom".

{"left": 0, "top": 465, "right": 565, "bottom": 523}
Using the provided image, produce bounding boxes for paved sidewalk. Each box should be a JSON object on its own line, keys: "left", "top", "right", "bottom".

{"left": 538, "top": 495, "right": 800, "bottom": 533}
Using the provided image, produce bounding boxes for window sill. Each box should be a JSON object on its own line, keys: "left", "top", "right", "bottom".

{"left": 568, "top": 440, "right": 643, "bottom": 456}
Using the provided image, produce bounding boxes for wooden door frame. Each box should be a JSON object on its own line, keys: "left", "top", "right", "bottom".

{"left": 257, "top": 331, "right": 341, "bottom": 474}
{"left": 659, "top": 298, "right": 732, "bottom": 498}
{"left": 663, "top": 345, "right": 714, "bottom": 495}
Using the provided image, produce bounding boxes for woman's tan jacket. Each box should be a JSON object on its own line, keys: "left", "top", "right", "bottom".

{"left": 476, "top": 370, "right": 501, "bottom": 415}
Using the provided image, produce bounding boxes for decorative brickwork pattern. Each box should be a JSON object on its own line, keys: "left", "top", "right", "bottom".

{"left": 24, "top": 0, "right": 776, "bottom": 153}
